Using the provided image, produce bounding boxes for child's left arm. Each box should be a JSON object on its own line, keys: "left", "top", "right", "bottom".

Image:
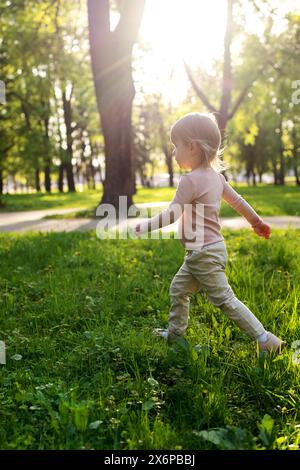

{"left": 221, "top": 175, "right": 271, "bottom": 239}
{"left": 135, "top": 175, "right": 194, "bottom": 236}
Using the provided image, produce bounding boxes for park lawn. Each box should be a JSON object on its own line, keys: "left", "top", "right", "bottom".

{"left": 0, "top": 188, "right": 103, "bottom": 212}
{"left": 0, "top": 183, "right": 300, "bottom": 218}
{"left": 0, "top": 228, "right": 299, "bottom": 450}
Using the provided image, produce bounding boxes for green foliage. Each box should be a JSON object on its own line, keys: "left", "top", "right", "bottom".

{"left": 0, "top": 0, "right": 101, "bottom": 192}
{"left": 257, "top": 414, "right": 276, "bottom": 448}
{"left": 1, "top": 1, "right": 300, "bottom": 192}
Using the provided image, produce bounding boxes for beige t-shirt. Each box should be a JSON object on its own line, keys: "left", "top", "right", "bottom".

{"left": 138, "top": 167, "right": 263, "bottom": 250}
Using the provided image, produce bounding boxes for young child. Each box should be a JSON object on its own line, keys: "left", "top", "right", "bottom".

{"left": 135, "top": 112, "right": 286, "bottom": 355}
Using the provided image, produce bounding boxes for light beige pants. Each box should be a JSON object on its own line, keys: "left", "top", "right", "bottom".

{"left": 168, "top": 240, "right": 266, "bottom": 340}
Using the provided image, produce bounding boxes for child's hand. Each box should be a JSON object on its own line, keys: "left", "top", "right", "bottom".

{"left": 252, "top": 221, "right": 271, "bottom": 239}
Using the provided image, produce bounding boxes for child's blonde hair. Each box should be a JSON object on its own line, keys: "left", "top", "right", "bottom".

{"left": 170, "top": 112, "right": 230, "bottom": 173}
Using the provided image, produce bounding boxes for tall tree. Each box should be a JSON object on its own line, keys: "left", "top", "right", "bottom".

{"left": 87, "top": 0, "right": 146, "bottom": 210}
{"left": 184, "top": 0, "right": 269, "bottom": 147}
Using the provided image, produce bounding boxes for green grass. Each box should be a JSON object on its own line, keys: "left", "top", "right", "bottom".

{"left": 0, "top": 188, "right": 103, "bottom": 212}
{"left": 0, "top": 228, "right": 300, "bottom": 450}
{"left": 0, "top": 184, "right": 300, "bottom": 218}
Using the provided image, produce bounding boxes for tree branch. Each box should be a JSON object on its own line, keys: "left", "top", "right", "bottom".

{"left": 114, "top": 0, "right": 146, "bottom": 49}
{"left": 220, "top": 0, "right": 233, "bottom": 117}
{"left": 184, "top": 60, "right": 218, "bottom": 114}
{"left": 228, "top": 63, "right": 268, "bottom": 120}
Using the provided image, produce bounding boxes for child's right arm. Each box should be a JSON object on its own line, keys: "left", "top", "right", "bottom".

{"left": 135, "top": 174, "right": 194, "bottom": 236}
{"left": 221, "top": 175, "right": 271, "bottom": 239}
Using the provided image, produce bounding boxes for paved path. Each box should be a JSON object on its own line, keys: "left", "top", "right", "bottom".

{"left": 0, "top": 207, "right": 84, "bottom": 226}
{"left": 0, "top": 205, "right": 299, "bottom": 233}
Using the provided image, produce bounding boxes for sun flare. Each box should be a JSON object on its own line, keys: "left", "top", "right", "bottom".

{"left": 140, "top": 0, "right": 227, "bottom": 68}
{"left": 133, "top": 0, "right": 299, "bottom": 106}
{"left": 134, "top": 0, "right": 228, "bottom": 105}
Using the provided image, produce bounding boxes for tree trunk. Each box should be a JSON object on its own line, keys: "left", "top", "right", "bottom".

{"left": 44, "top": 165, "right": 51, "bottom": 192}
{"left": 12, "top": 175, "right": 17, "bottom": 192}
{"left": 156, "top": 106, "right": 174, "bottom": 188}
{"left": 85, "top": 161, "right": 91, "bottom": 189}
{"left": 292, "top": 127, "right": 300, "bottom": 186}
{"left": 87, "top": 141, "right": 97, "bottom": 190}
{"left": 272, "top": 165, "right": 279, "bottom": 185}
{"left": 246, "top": 168, "right": 250, "bottom": 186}
{"left": 35, "top": 168, "right": 41, "bottom": 192}
{"left": 218, "top": 0, "right": 233, "bottom": 147}
{"left": 62, "top": 88, "right": 76, "bottom": 193}
{"left": 278, "top": 156, "right": 285, "bottom": 185}
{"left": 65, "top": 161, "right": 75, "bottom": 192}
{"left": 98, "top": 164, "right": 104, "bottom": 184}
{"left": 278, "top": 118, "right": 285, "bottom": 185}
{"left": 54, "top": 89, "right": 65, "bottom": 193}
{"left": 58, "top": 162, "right": 64, "bottom": 192}
{"left": 88, "top": 0, "right": 145, "bottom": 210}
{"left": 291, "top": 149, "right": 300, "bottom": 185}
{"left": 75, "top": 162, "right": 81, "bottom": 187}
{"left": 96, "top": 77, "right": 135, "bottom": 208}
{"left": 89, "top": 162, "right": 96, "bottom": 189}
{"left": 0, "top": 168, "right": 4, "bottom": 207}
{"left": 138, "top": 168, "right": 146, "bottom": 187}
{"left": 216, "top": 114, "right": 229, "bottom": 151}
{"left": 161, "top": 138, "right": 174, "bottom": 187}
{"left": 166, "top": 154, "right": 174, "bottom": 188}
{"left": 293, "top": 163, "right": 300, "bottom": 186}
{"left": 0, "top": 168, "right": 3, "bottom": 195}
{"left": 43, "top": 116, "right": 52, "bottom": 193}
